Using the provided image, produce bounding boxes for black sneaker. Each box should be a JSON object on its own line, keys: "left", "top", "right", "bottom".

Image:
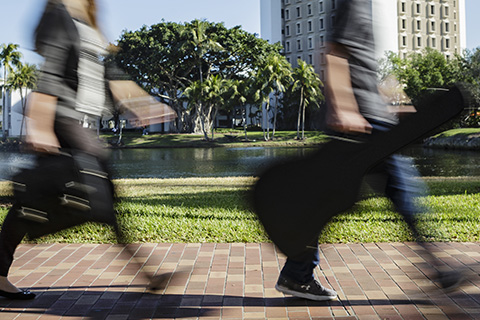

{"left": 275, "top": 275, "right": 337, "bottom": 301}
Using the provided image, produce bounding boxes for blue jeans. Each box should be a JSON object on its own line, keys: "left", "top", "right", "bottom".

{"left": 280, "top": 120, "right": 426, "bottom": 284}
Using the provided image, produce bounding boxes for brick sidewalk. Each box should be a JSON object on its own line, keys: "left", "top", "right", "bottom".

{"left": 0, "top": 242, "right": 479, "bottom": 319}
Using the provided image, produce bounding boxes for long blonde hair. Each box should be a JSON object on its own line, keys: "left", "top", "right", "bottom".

{"left": 62, "top": 0, "right": 99, "bottom": 29}
{"left": 41, "top": 0, "right": 99, "bottom": 29}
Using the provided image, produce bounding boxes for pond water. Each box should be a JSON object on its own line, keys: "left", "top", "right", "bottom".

{"left": 0, "top": 146, "right": 479, "bottom": 180}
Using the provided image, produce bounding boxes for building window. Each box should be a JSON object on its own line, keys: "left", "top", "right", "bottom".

{"left": 320, "top": 35, "right": 325, "bottom": 47}
{"left": 444, "top": 6, "right": 449, "bottom": 17}
{"left": 319, "top": 1, "right": 324, "bottom": 13}
{"left": 296, "top": 22, "right": 302, "bottom": 34}
{"left": 402, "top": 36, "right": 407, "bottom": 47}
{"left": 416, "top": 20, "right": 421, "bottom": 31}
{"left": 445, "top": 38, "right": 450, "bottom": 49}
{"left": 286, "top": 57, "right": 291, "bottom": 64}
{"left": 331, "top": 15, "right": 336, "bottom": 26}
{"left": 416, "top": 3, "right": 421, "bottom": 14}
{"left": 308, "top": 20, "right": 313, "bottom": 32}
{"left": 308, "top": 54, "right": 313, "bottom": 64}
{"left": 307, "top": 4, "right": 312, "bottom": 15}
{"left": 332, "top": 0, "right": 336, "bottom": 10}
{"left": 296, "top": 6, "right": 301, "bottom": 18}
{"left": 401, "top": 2, "right": 406, "bottom": 13}
{"left": 286, "top": 41, "right": 291, "bottom": 52}
{"left": 297, "top": 39, "right": 302, "bottom": 51}
{"left": 320, "top": 52, "right": 325, "bottom": 64}
{"left": 319, "top": 18, "right": 324, "bottom": 30}
{"left": 445, "top": 22, "right": 450, "bottom": 33}
{"left": 431, "top": 21, "right": 435, "bottom": 32}
{"left": 417, "top": 36, "right": 422, "bottom": 48}
{"left": 308, "top": 37, "right": 313, "bottom": 49}
{"left": 431, "top": 37, "right": 436, "bottom": 48}
{"left": 401, "top": 19, "right": 406, "bottom": 30}
{"left": 285, "top": 0, "right": 290, "bottom": 4}
{"left": 285, "top": 9, "right": 290, "bottom": 20}
{"left": 285, "top": 25, "right": 290, "bottom": 36}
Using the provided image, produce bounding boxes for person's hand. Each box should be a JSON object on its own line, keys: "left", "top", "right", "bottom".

{"left": 327, "top": 108, "right": 372, "bottom": 134}
{"left": 25, "top": 92, "right": 60, "bottom": 154}
{"left": 26, "top": 123, "right": 60, "bottom": 154}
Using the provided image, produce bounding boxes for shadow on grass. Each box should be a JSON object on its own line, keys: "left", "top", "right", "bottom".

{"left": 117, "top": 189, "right": 252, "bottom": 214}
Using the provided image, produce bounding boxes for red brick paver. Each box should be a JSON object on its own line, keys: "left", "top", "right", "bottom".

{"left": 1, "top": 242, "right": 479, "bottom": 319}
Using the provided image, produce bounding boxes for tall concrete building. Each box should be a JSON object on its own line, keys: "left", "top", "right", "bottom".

{"left": 260, "top": 0, "right": 467, "bottom": 80}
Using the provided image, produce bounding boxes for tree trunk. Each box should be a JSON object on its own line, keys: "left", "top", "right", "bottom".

{"left": 19, "top": 88, "right": 24, "bottom": 138}
{"left": 272, "top": 93, "right": 278, "bottom": 138}
{"left": 296, "top": 87, "right": 303, "bottom": 139}
{"left": 265, "top": 101, "right": 271, "bottom": 141}
{"left": 210, "top": 106, "right": 218, "bottom": 140}
{"left": 302, "top": 97, "right": 306, "bottom": 140}
{"left": 243, "top": 105, "right": 248, "bottom": 140}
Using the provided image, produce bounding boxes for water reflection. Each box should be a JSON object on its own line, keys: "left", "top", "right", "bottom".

{"left": 399, "top": 146, "right": 480, "bottom": 177}
{"left": 0, "top": 146, "right": 479, "bottom": 180}
{"left": 108, "top": 147, "right": 313, "bottom": 179}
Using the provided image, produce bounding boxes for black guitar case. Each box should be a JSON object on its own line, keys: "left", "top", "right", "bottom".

{"left": 252, "top": 86, "right": 467, "bottom": 260}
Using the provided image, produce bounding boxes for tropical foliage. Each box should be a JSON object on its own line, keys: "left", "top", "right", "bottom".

{"left": 0, "top": 43, "right": 23, "bottom": 136}
{"left": 112, "top": 20, "right": 283, "bottom": 135}
{"left": 6, "top": 63, "right": 38, "bottom": 137}
{"left": 380, "top": 47, "right": 480, "bottom": 127}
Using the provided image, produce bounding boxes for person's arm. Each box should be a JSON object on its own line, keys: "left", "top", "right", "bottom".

{"left": 25, "top": 92, "right": 60, "bottom": 154}
{"left": 324, "top": 42, "right": 372, "bottom": 134}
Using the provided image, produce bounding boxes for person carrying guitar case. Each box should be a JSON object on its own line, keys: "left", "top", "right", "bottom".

{"left": 272, "top": 0, "right": 463, "bottom": 301}
{"left": 0, "top": 0, "right": 118, "bottom": 300}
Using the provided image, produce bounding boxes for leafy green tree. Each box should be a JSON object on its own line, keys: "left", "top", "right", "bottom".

{"left": 0, "top": 43, "right": 22, "bottom": 137}
{"left": 291, "top": 59, "right": 324, "bottom": 140}
{"left": 384, "top": 47, "right": 480, "bottom": 128}
{"left": 387, "top": 48, "right": 456, "bottom": 104}
{"left": 113, "top": 20, "right": 281, "bottom": 133}
{"left": 6, "top": 62, "right": 38, "bottom": 137}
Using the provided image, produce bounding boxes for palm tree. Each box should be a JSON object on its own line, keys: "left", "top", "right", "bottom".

{"left": 6, "top": 63, "right": 38, "bottom": 137}
{"left": 0, "top": 43, "right": 22, "bottom": 137}
{"left": 292, "top": 59, "right": 324, "bottom": 140}
{"left": 256, "top": 53, "right": 292, "bottom": 140}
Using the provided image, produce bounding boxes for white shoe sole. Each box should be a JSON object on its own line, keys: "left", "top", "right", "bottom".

{"left": 275, "top": 284, "right": 337, "bottom": 301}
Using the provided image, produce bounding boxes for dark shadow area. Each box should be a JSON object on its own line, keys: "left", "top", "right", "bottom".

{"left": 117, "top": 189, "right": 252, "bottom": 215}
{"left": 0, "top": 287, "right": 474, "bottom": 319}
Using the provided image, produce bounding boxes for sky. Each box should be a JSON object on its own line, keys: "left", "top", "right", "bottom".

{"left": 0, "top": 0, "right": 479, "bottom": 67}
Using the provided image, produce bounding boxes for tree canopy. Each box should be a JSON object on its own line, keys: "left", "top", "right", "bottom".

{"left": 112, "top": 20, "right": 283, "bottom": 133}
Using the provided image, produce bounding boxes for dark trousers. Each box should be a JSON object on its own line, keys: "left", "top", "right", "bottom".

{"left": 280, "top": 119, "right": 426, "bottom": 284}
{"left": 0, "top": 117, "right": 109, "bottom": 277}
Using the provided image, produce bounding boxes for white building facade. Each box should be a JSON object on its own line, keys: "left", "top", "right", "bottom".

{"left": 260, "top": 0, "right": 467, "bottom": 80}
{"left": 0, "top": 82, "right": 28, "bottom": 138}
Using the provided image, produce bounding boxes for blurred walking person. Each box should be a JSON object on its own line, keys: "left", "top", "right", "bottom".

{"left": 274, "top": 0, "right": 462, "bottom": 301}
{"left": 0, "top": 0, "right": 117, "bottom": 299}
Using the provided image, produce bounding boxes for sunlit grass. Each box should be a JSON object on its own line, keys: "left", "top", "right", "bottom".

{"left": 0, "top": 176, "right": 479, "bottom": 244}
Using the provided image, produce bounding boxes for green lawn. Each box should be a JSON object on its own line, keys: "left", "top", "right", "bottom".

{"left": 101, "top": 130, "right": 330, "bottom": 148}
{"left": 0, "top": 176, "right": 479, "bottom": 244}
